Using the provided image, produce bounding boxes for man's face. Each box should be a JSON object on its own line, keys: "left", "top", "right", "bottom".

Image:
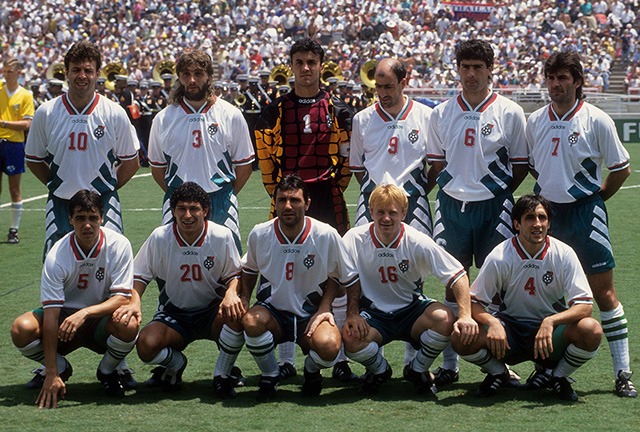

{"left": 371, "top": 201, "right": 406, "bottom": 239}
{"left": 50, "top": 84, "right": 63, "bottom": 96}
{"left": 97, "top": 81, "right": 106, "bottom": 92}
{"left": 172, "top": 201, "right": 208, "bottom": 239}
{"left": 275, "top": 188, "right": 309, "bottom": 229}
{"left": 291, "top": 51, "right": 323, "bottom": 90}
{"left": 513, "top": 204, "right": 549, "bottom": 248}
{"left": 546, "top": 69, "right": 580, "bottom": 106}
{"left": 458, "top": 59, "right": 491, "bottom": 94}
{"left": 178, "top": 65, "right": 210, "bottom": 102}
{"left": 69, "top": 207, "right": 103, "bottom": 249}
{"left": 67, "top": 60, "right": 99, "bottom": 100}
{"left": 2, "top": 65, "right": 19, "bottom": 85}
{"left": 375, "top": 72, "right": 405, "bottom": 109}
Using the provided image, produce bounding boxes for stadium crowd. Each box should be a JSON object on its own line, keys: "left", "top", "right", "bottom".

{"left": 0, "top": 0, "right": 639, "bottom": 92}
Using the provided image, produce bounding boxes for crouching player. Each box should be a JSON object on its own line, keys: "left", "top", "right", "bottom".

{"left": 241, "top": 174, "right": 352, "bottom": 402}
{"left": 341, "top": 184, "right": 478, "bottom": 396}
{"left": 11, "top": 190, "right": 139, "bottom": 408}
{"left": 452, "top": 194, "right": 602, "bottom": 401}
{"left": 113, "top": 182, "right": 245, "bottom": 398}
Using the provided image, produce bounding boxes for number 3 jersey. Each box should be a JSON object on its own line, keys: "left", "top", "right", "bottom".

{"left": 148, "top": 97, "right": 255, "bottom": 194}
{"left": 342, "top": 223, "right": 466, "bottom": 314}
{"left": 25, "top": 93, "right": 139, "bottom": 200}
{"left": 471, "top": 235, "right": 593, "bottom": 322}
{"left": 41, "top": 227, "right": 133, "bottom": 310}
{"left": 134, "top": 221, "right": 241, "bottom": 312}
{"left": 242, "top": 217, "right": 354, "bottom": 318}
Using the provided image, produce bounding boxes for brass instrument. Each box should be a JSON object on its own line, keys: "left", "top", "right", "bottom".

{"left": 321, "top": 61, "right": 343, "bottom": 85}
{"left": 100, "top": 62, "right": 127, "bottom": 91}
{"left": 269, "top": 65, "right": 292, "bottom": 87}
{"left": 153, "top": 60, "right": 176, "bottom": 84}
{"left": 360, "top": 59, "right": 378, "bottom": 89}
{"left": 235, "top": 94, "right": 246, "bottom": 106}
{"left": 46, "top": 63, "right": 66, "bottom": 82}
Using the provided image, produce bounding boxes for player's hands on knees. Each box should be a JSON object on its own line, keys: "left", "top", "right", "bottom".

{"left": 113, "top": 304, "right": 142, "bottom": 326}
{"left": 219, "top": 292, "right": 246, "bottom": 322}
{"left": 305, "top": 311, "right": 336, "bottom": 337}
{"left": 58, "top": 310, "right": 88, "bottom": 342}
{"left": 486, "top": 322, "right": 509, "bottom": 359}
{"left": 36, "top": 375, "right": 66, "bottom": 409}
{"left": 453, "top": 316, "right": 479, "bottom": 345}
{"left": 534, "top": 319, "right": 554, "bottom": 360}
{"left": 344, "top": 314, "right": 369, "bottom": 341}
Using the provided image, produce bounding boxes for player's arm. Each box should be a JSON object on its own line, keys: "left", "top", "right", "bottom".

{"left": 113, "top": 280, "right": 147, "bottom": 326}
{"left": 354, "top": 171, "right": 364, "bottom": 184}
{"left": 600, "top": 166, "right": 630, "bottom": 201}
{"left": 450, "top": 274, "right": 479, "bottom": 345}
{"left": 115, "top": 157, "right": 140, "bottom": 189}
{"left": 305, "top": 277, "right": 338, "bottom": 336}
{"left": 27, "top": 160, "right": 51, "bottom": 186}
{"left": 36, "top": 307, "right": 65, "bottom": 409}
{"left": 471, "top": 300, "right": 510, "bottom": 359}
{"left": 343, "top": 279, "right": 368, "bottom": 340}
{"left": 151, "top": 166, "right": 168, "bottom": 192}
{"left": 239, "top": 270, "right": 258, "bottom": 311}
{"left": 218, "top": 277, "right": 246, "bottom": 322}
{"left": 232, "top": 163, "right": 252, "bottom": 195}
{"left": 59, "top": 294, "right": 130, "bottom": 343}
{"left": 426, "top": 160, "right": 445, "bottom": 194}
{"left": 510, "top": 163, "right": 529, "bottom": 192}
{"left": 1, "top": 118, "right": 32, "bottom": 131}
{"left": 534, "top": 303, "right": 593, "bottom": 360}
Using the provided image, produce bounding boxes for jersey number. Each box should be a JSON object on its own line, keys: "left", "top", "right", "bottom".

{"left": 551, "top": 137, "right": 560, "bottom": 156}
{"left": 388, "top": 137, "right": 398, "bottom": 154}
{"left": 378, "top": 266, "right": 398, "bottom": 283}
{"left": 524, "top": 277, "right": 536, "bottom": 296}
{"left": 68, "top": 132, "right": 88, "bottom": 151}
{"left": 285, "top": 262, "right": 294, "bottom": 281}
{"left": 77, "top": 273, "right": 89, "bottom": 290}
{"left": 192, "top": 130, "right": 202, "bottom": 148}
{"left": 180, "top": 264, "right": 202, "bottom": 281}
{"left": 464, "top": 128, "right": 475, "bottom": 147}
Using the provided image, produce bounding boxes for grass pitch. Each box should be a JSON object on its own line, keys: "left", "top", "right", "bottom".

{"left": 0, "top": 146, "right": 639, "bottom": 432}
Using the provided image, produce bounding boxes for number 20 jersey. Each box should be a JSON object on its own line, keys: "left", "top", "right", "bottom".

{"left": 25, "top": 93, "right": 139, "bottom": 199}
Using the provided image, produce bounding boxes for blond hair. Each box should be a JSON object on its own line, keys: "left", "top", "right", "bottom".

{"left": 369, "top": 184, "right": 408, "bottom": 213}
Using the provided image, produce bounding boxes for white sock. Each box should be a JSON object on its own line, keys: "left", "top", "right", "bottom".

{"left": 11, "top": 201, "right": 22, "bottom": 230}
{"left": 146, "top": 347, "right": 186, "bottom": 371}
{"left": 17, "top": 339, "right": 45, "bottom": 363}
{"left": 411, "top": 329, "right": 450, "bottom": 373}
{"left": 214, "top": 325, "right": 245, "bottom": 377}
{"left": 305, "top": 349, "right": 335, "bottom": 373}
{"left": 245, "top": 331, "right": 279, "bottom": 377}
{"left": 404, "top": 342, "right": 417, "bottom": 366}
{"left": 332, "top": 294, "right": 349, "bottom": 363}
{"left": 441, "top": 299, "right": 459, "bottom": 371}
{"left": 600, "top": 303, "right": 631, "bottom": 375}
{"left": 278, "top": 342, "right": 296, "bottom": 366}
{"left": 552, "top": 344, "right": 598, "bottom": 378}
{"left": 346, "top": 341, "right": 387, "bottom": 374}
{"left": 99, "top": 334, "right": 137, "bottom": 374}
{"left": 460, "top": 348, "right": 507, "bottom": 375}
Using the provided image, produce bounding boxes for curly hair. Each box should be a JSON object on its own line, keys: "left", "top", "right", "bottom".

{"left": 169, "top": 50, "right": 215, "bottom": 105}
{"left": 289, "top": 37, "right": 324, "bottom": 64}
{"left": 170, "top": 182, "right": 210, "bottom": 213}
{"left": 64, "top": 41, "right": 102, "bottom": 72}
{"left": 456, "top": 39, "right": 494, "bottom": 68}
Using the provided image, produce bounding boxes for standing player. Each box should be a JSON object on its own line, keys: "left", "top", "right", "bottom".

{"left": 426, "top": 39, "right": 528, "bottom": 384}
{"left": 0, "top": 58, "right": 34, "bottom": 243}
{"left": 113, "top": 182, "right": 246, "bottom": 398}
{"left": 452, "top": 194, "right": 602, "bottom": 401}
{"left": 25, "top": 41, "right": 140, "bottom": 255}
{"left": 526, "top": 50, "right": 635, "bottom": 397}
{"left": 10, "top": 190, "right": 139, "bottom": 408}
{"left": 255, "top": 37, "right": 354, "bottom": 382}
{"left": 241, "top": 174, "right": 351, "bottom": 401}
{"left": 148, "top": 50, "right": 254, "bottom": 252}
{"left": 341, "top": 184, "right": 478, "bottom": 396}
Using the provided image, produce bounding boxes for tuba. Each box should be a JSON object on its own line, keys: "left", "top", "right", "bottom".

{"left": 235, "top": 94, "right": 246, "bottom": 107}
{"left": 153, "top": 60, "right": 176, "bottom": 84}
{"left": 100, "top": 62, "right": 127, "bottom": 91}
{"left": 360, "top": 59, "right": 377, "bottom": 90}
{"left": 46, "top": 63, "right": 66, "bottom": 82}
{"left": 321, "top": 61, "right": 343, "bottom": 85}
{"left": 269, "top": 65, "right": 292, "bottom": 87}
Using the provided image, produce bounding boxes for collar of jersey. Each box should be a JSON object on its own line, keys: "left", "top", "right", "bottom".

{"left": 70, "top": 228, "right": 104, "bottom": 260}
{"left": 511, "top": 235, "right": 550, "bottom": 260}
{"left": 274, "top": 217, "right": 311, "bottom": 245}
{"left": 62, "top": 93, "right": 100, "bottom": 115}
{"left": 456, "top": 91, "right": 497, "bottom": 112}
{"left": 548, "top": 99, "right": 583, "bottom": 121}
{"left": 369, "top": 223, "right": 404, "bottom": 249}
{"left": 173, "top": 221, "right": 207, "bottom": 247}
{"left": 179, "top": 98, "right": 213, "bottom": 114}
{"left": 375, "top": 97, "right": 413, "bottom": 122}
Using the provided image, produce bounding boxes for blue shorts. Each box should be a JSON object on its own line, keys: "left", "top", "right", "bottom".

{"left": 0, "top": 139, "right": 26, "bottom": 175}
{"left": 255, "top": 301, "right": 312, "bottom": 346}
{"left": 356, "top": 191, "right": 433, "bottom": 236}
{"left": 360, "top": 297, "right": 435, "bottom": 349}
{"left": 151, "top": 301, "right": 220, "bottom": 344}
{"left": 32, "top": 307, "right": 110, "bottom": 355}
{"left": 497, "top": 313, "right": 568, "bottom": 367}
{"left": 550, "top": 195, "right": 615, "bottom": 274}
{"left": 434, "top": 189, "right": 514, "bottom": 269}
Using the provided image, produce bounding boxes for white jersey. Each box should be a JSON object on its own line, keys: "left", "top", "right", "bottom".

{"left": 351, "top": 98, "right": 431, "bottom": 196}
{"left": 242, "top": 217, "right": 353, "bottom": 318}
{"left": 471, "top": 235, "right": 593, "bottom": 322}
{"left": 41, "top": 227, "right": 133, "bottom": 310}
{"left": 343, "top": 223, "right": 466, "bottom": 314}
{"left": 134, "top": 221, "right": 241, "bottom": 312}
{"left": 148, "top": 97, "right": 255, "bottom": 194}
{"left": 427, "top": 91, "right": 528, "bottom": 201}
{"left": 526, "top": 100, "right": 630, "bottom": 203}
{"left": 25, "top": 93, "right": 139, "bottom": 199}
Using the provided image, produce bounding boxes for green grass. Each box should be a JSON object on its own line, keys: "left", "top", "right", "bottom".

{"left": 1, "top": 146, "right": 639, "bottom": 431}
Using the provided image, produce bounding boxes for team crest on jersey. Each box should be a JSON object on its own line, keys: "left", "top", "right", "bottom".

{"left": 303, "top": 254, "right": 315, "bottom": 269}
{"left": 408, "top": 129, "right": 419, "bottom": 143}
{"left": 94, "top": 125, "right": 105, "bottom": 140}
{"left": 481, "top": 123, "right": 494, "bottom": 136}
{"left": 542, "top": 271, "right": 554, "bottom": 285}
{"left": 398, "top": 259, "right": 409, "bottom": 273}
{"left": 568, "top": 132, "right": 580, "bottom": 145}
{"left": 203, "top": 256, "right": 215, "bottom": 270}
{"left": 326, "top": 115, "right": 333, "bottom": 129}
{"left": 208, "top": 123, "right": 219, "bottom": 137}
{"left": 95, "top": 267, "right": 105, "bottom": 282}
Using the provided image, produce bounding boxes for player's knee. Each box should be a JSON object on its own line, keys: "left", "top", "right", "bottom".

{"left": 10, "top": 314, "right": 40, "bottom": 347}
{"left": 311, "top": 329, "right": 341, "bottom": 359}
{"left": 430, "top": 307, "right": 454, "bottom": 335}
{"left": 241, "top": 310, "right": 268, "bottom": 337}
{"left": 136, "top": 330, "right": 165, "bottom": 362}
{"left": 574, "top": 318, "right": 603, "bottom": 350}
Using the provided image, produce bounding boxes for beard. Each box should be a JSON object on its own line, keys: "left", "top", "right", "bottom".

{"left": 184, "top": 83, "right": 209, "bottom": 101}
